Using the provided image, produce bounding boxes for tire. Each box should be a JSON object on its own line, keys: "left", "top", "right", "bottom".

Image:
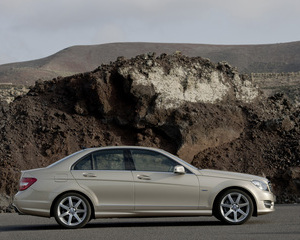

{"left": 53, "top": 192, "right": 91, "bottom": 229}
{"left": 214, "top": 189, "right": 253, "bottom": 225}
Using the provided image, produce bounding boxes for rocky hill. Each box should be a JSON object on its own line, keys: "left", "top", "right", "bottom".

{"left": 0, "top": 53, "right": 299, "bottom": 211}
{"left": 251, "top": 72, "right": 300, "bottom": 105}
{"left": 1, "top": 41, "right": 300, "bottom": 85}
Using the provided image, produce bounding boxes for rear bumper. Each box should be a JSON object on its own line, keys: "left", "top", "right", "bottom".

{"left": 12, "top": 203, "right": 26, "bottom": 215}
{"left": 13, "top": 190, "right": 52, "bottom": 217}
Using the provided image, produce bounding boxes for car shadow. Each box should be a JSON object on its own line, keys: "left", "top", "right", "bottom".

{"left": 87, "top": 219, "right": 224, "bottom": 229}
{"left": 1, "top": 218, "right": 225, "bottom": 232}
{"left": 0, "top": 224, "right": 61, "bottom": 232}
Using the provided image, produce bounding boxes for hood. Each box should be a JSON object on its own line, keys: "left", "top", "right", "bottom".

{"left": 198, "top": 169, "right": 267, "bottom": 182}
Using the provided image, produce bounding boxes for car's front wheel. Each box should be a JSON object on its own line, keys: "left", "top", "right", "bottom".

{"left": 53, "top": 192, "right": 91, "bottom": 229}
{"left": 215, "top": 189, "right": 254, "bottom": 225}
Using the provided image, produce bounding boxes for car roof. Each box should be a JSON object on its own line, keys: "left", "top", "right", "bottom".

{"left": 47, "top": 146, "right": 170, "bottom": 169}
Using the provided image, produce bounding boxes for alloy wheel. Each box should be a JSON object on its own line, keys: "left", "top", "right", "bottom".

{"left": 217, "top": 189, "right": 253, "bottom": 224}
{"left": 54, "top": 193, "right": 91, "bottom": 228}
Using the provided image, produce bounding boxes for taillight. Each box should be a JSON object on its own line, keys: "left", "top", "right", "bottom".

{"left": 19, "top": 177, "right": 37, "bottom": 191}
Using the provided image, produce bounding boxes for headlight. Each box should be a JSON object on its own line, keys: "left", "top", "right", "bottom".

{"left": 251, "top": 180, "right": 269, "bottom": 191}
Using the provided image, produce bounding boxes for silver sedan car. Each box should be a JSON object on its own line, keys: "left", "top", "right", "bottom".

{"left": 13, "top": 146, "right": 275, "bottom": 228}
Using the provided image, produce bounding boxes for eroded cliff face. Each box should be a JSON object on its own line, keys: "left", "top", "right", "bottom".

{"left": 113, "top": 54, "right": 260, "bottom": 162}
{"left": 0, "top": 53, "right": 299, "bottom": 211}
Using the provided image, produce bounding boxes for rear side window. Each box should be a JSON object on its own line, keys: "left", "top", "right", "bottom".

{"left": 73, "top": 149, "right": 126, "bottom": 171}
{"left": 73, "top": 155, "right": 92, "bottom": 170}
{"left": 93, "top": 150, "right": 125, "bottom": 170}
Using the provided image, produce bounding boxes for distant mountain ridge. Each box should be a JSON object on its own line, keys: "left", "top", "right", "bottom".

{"left": 0, "top": 41, "right": 300, "bottom": 85}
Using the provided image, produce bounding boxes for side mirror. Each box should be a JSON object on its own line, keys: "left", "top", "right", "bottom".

{"left": 174, "top": 165, "right": 186, "bottom": 174}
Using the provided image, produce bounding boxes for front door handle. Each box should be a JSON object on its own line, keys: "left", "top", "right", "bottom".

{"left": 83, "top": 173, "right": 96, "bottom": 177}
{"left": 137, "top": 175, "right": 151, "bottom": 180}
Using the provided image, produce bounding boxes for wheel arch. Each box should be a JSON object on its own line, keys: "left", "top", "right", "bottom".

{"left": 212, "top": 186, "right": 258, "bottom": 217}
{"left": 50, "top": 190, "right": 96, "bottom": 219}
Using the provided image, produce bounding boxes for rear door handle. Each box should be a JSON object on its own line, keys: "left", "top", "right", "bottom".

{"left": 83, "top": 173, "right": 97, "bottom": 177}
{"left": 137, "top": 175, "right": 151, "bottom": 180}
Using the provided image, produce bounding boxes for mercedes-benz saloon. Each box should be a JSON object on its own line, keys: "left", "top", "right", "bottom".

{"left": 13, "top": 146, "right": 275, "bottom": 228}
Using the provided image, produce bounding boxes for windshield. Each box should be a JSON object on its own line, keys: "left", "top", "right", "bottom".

{"left": 160, "top": 149, "right": 200, "bottom": 171}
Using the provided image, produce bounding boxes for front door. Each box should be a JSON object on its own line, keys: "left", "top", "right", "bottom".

{"left": 130, "top": 149, "right": 200, "bottom": 210}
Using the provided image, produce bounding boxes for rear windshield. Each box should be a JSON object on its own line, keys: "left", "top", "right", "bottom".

{"left": 47, "top": 150, "right": 86, "bottom": 168}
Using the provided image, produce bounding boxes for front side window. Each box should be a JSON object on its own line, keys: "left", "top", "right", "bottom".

{"left": 131, "top": 150, "right": 177, "bottom": 172}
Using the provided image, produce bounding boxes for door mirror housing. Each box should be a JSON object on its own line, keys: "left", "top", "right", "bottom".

{"left": 174, "top": 165, "right": 186, "bottom": 174}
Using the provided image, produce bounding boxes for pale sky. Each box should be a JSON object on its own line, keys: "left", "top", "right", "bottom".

{"left": 0, "top": 0, "right": 299, "bottom": 65}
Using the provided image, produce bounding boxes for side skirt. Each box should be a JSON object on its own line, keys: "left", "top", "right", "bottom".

{"left": 94, "top": 210, "right": 212, "bottom": 218}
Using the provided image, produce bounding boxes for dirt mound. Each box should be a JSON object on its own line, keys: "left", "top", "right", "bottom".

{"left": 0, "top": 53, "right": 300, "bottom": 211}
{"left": 192, "top": 93, "right": 300, "bottom": 203}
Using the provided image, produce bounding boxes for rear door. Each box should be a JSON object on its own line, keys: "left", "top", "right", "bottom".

{"left": 71, "top": 149, "right": 134, "bottom": 211}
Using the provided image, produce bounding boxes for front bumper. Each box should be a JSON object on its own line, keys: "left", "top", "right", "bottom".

{"left": 256, "top": 192, "right": 276, "bottom": 215}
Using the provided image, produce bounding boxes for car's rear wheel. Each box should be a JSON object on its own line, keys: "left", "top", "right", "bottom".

{"left": 215, "top": 189, "right": 253, "bottom": 225}
{"left": 53, "top": 192, "right": 91, "bottom": 229}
